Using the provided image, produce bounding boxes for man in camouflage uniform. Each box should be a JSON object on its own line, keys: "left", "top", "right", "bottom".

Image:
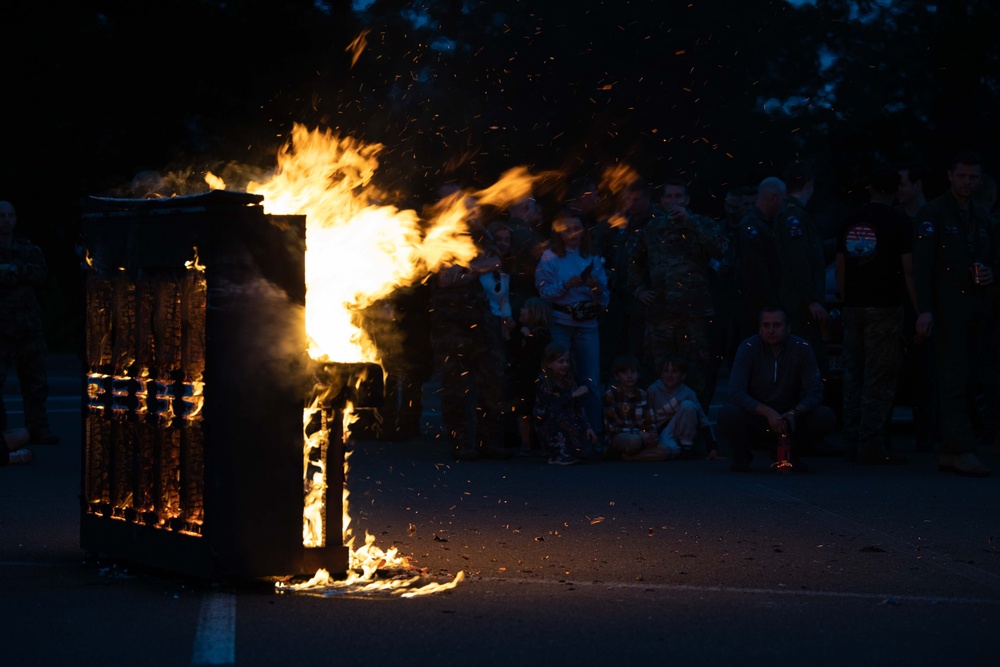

{"left": 914, "top": 151, "right": 998, "bottom": 477}
{"left": 629, "top": 180, "right": 723, "bottom": 410}
{"left": 595, "top": 179, "right": 655, "bottom": 384}
{"left": 773, "top": 160, "right": 829, "bottom": 377}
{"left": 430, "top": 241, "right": 511, "bottom": 461}
{"left": 835, "top": 166, "right": 915, "bottom": 465}
{"left": 0, "top": 201, "right": 58, "bottom": 444}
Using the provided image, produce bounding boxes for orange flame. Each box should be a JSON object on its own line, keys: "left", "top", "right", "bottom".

{"left": 601, "top": 163, "right": 641, "bottom": 196}
{"left": 346, "top": 30, "right": 370, "bottom": 68}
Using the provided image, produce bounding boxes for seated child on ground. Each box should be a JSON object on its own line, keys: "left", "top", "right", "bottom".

{"left": 647, "top": 355, "right": 718, "bottom": 459}
{"left": 534, "top": 342, "right": 597, "bottom": 465}
{"left": 602, "top": 354, "right": 671, "bottom": 461}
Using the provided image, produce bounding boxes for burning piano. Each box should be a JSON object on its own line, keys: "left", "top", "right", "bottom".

{"left": 79, "top": 190, "right": 380, "bottom": 579}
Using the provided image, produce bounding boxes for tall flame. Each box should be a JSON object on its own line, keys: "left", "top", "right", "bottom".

{"left": 247, "top": 125, "right": 481, "bottom": 362}
{"left": 247, "top": 124, "right": 541, "bottom": 363}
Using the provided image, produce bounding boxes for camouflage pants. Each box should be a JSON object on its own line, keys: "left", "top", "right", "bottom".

{"left": 0, "top": 334, "right": 51, "bottom": 435}
{"left": 840, "top": 306, "right": 901, "bottom": 452}
{"left": 431, "top": 323, "right": 507, "bottom": 453}
{"left": 644, "top": 316, "right": 713, "bottom": 411}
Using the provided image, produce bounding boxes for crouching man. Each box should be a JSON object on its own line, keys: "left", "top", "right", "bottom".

{"left": 720, "top": 305, "right": 836, "bottom": 472}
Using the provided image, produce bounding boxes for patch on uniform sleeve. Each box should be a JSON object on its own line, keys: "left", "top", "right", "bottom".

{"left": 785, "top": 215, "right": 803, "bottom": 238}
{"left": 917, "top": 220, "right": 934, "bottom": 238}
{"left": 742, "top": 224, "right": 759, "bottom": 239}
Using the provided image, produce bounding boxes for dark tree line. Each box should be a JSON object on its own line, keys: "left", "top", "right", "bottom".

{"left": 2, "top": 0, "right": 998, "bottom": 349}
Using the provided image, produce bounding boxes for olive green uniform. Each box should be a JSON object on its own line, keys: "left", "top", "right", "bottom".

{"left": 913, "top": 193, "right": 998, "bottom": 455}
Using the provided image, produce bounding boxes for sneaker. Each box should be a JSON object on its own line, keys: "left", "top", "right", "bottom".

{"left": 30, "top": 428, "right": 60, "bottom": 445}
{"left": 953, "top": 452, "right": 990, "bottom": 478}
{"left": 8, "top": 448, "right": 34, "bottom": 465}
{"left": 548, "top": 453, "right": 580, "bottom": 466}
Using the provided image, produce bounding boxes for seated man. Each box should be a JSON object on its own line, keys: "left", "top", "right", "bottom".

{"left": 720, "top": 305, "right": 836, "bottom": 472}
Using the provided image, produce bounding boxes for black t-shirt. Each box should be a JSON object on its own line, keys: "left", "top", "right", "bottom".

{"left": 837, "top": 202, "right": 912, "bottom": 307}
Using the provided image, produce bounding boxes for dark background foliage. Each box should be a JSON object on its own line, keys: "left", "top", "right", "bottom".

{"left": 3, "top": 0, "right": 998, "bottom": 350}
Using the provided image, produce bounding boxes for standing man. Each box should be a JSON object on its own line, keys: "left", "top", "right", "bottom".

{"left": 711, "top": 184, "right": 756, "bottom": 373}
{"left": 733, "top": 177, "right": 786, "bottom": 349}
{"left": 596, "top": 178, "right": 655, "bottom": 383}
{"left": 773, "top": 160, "right": 829, "bottom": 376}
{"left": 894, "top": 161, "right": 937, "bottom": 451}
{"left": 629, "top": 179, "right": 724, "bottom": 409}
{"left": 835, "top": 165, "right": 916, "bottom": 465}
{"left": 0, "top": 201, "right": 58, "bottom": 445}
{"left": 430, "top": 207, "right": 512, "bottom": 462}
{"left": 913, "top": 151, "right": 998, "bottom": 477}
{"left": 720, "top": 305, "right": 836, "bottom": 473}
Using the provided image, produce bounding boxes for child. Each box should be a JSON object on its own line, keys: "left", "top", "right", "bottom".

{"left": 533, "top": 342, "right": 597, "bottom": 465}
{"left": 647, "top": 354, "right": 717, "bottom": 459}
{"left": 602, "top": 354, "right": 670, "bottom": 461}
{"left": 507, "top": 297, "right": 553, "bottom": 455}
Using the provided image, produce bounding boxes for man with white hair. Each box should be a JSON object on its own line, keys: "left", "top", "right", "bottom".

{"left": 732, "top": 177, "right": 786, "bottom": 347}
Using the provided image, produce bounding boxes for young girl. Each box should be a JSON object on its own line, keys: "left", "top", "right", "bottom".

{"left": 533, "top": 342, "right": 597, "bottom": 465}
{"left": 507, "top": 296, "right": 553, "bottom": 455}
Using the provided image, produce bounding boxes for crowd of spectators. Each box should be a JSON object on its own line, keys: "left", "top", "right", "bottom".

{"left": 383, "top": 152, "right": 999, "bottom": 477}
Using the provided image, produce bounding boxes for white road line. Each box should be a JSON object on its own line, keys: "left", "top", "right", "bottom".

{"left": 478, "top": 577, "right": 1000, "bottom": 606}
{"left": 191, "top": 591, "right": 236, "bottom": 666}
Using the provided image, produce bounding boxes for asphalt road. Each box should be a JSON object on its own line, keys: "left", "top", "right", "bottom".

{"left": 2, "top": 355, "right": 999, "bottom": 666}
